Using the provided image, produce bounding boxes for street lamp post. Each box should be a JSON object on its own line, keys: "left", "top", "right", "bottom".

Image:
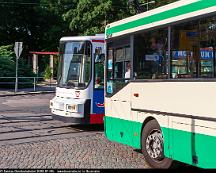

{"left": 128, "top": 0, "right": 156, "bottom": 13}
{"left": 142, "top": 0, "right": 155, "bottom": 11}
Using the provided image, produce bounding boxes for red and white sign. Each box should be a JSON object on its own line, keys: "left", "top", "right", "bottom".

{"left": 75, "top": 91, "right": 80, "bottom": 97}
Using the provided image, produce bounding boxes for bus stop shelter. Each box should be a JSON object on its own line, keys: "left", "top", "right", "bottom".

{"left": 29, "top": 51, "right": 59, "bottom": 79}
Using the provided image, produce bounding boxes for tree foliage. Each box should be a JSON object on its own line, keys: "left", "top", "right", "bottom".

{"left": 0, "top": 0, "right": 71, "bottom": 52}
{"left": 63, "top": 0, "right": 179, "bottom": 35}
{"left": 0, "top": 0, "right": 179, "bottom": 51}
{"left": 0, "top": 0, "right": 179, "bottom": 83}
{"left": 63, "top": 0, "right": 133, "bottom": 35}
{"left": 44, "top": 65, "right": 52, "bottom": 80}
{"left": 0, "top": 45, "right": 14, "bottom": 57}
{"left": 0, "top": 45, "right": 34, "bottom": 77}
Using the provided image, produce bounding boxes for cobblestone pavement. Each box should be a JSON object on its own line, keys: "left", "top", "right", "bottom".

{"left": 0, "top": 94, "right": 194, "bottom": 169}
{"left": 0, "top": 94, "right": 150, "bottom": 169}
{"left": 0, "top": 133, "right": 150, "bottom": 169}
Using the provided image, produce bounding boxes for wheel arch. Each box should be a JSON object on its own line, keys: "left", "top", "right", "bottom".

{"left": 140, "top": 116, "right": 173, "bottom": 168}
{"left": 140, "top": 116, "right": 165, "bottom": 148}
{"left": 140, "top": 116, "right": 155, "bottom": 147}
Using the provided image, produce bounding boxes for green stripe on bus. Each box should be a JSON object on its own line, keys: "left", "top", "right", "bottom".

{"left": 106, "top": 0, "right": 216, "bottom": 36}
{"left": 162, "top": 127, "right": 216, "bottom": 168}
{"left": 104, "top": 116, "right": 142, "bottom": 149}
{"left": 104, "top": 116, "right": 216, "bottom": 168}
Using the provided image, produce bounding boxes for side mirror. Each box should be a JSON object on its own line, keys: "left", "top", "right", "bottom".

{"left": 95, "top": 53, "right": 105, "bottom": 63}
{"left": 133, "top": 72, "right": 137, "bottom": 79}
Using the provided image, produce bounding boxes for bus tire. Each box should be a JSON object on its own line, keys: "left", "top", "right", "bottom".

{"left": 141, "top": 119, "right": 173, "bottom": 169}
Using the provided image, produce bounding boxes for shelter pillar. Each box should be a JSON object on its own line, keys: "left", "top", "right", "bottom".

{"left": 32, "top": 54, "right": 38, "bottom": 74}
{"left": 50, "top": 55, "right": 54, "bottom": 79}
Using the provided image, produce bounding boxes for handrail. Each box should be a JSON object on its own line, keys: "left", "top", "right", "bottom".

{"left": 0, "top": 77, "right": 57, "bottom": 92}
{"left": 0, "top": 77, "right": 44, "bottom": 79}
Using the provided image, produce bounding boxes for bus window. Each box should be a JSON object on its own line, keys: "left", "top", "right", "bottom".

{"left": 107, "top": 49, "right": 113, "bottom": 79}
{"left": 199, "top": 16, "right": 216, "bottom": 78}
{"left": 134, "top": 28, "right": 168, "bottom": 79}
{"left": 106, "top": 37, "right": 131, "bottom": 95}
{"left": 114, "top": 47, "right": 131, "bottom": 79}
{"left": 125, "top": 61, "right": 131, "bottom": 79}
{"left": 171, "top": 20, "right": 199, "bottom": 79}
{"left": 171, "top": 15, "right": 216, "bottom": 78}
{"left": 58, "top": 41, "right": 92, "bottom": 88}
{"left": 94, "top": 47, "right": 104, "bottom": 89}
{"left": 107, "top": 48, "right": 114, "bottom": 94}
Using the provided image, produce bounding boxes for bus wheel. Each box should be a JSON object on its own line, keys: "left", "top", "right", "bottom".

{"left": 142, "top": 119, "right": 173, "bottom": 169}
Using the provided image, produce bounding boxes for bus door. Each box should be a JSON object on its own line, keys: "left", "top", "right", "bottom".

{"left": 108, "top": 45, "right": 133, "bottom": 145}
{"left": 92, "top": 45, "right": 105, "bottom": 124}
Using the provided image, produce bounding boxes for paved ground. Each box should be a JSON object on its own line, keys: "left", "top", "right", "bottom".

{"left": 0, "top": 133, "right": 149, "bottom": 169}
{"left": 0, "top": 93, "right": 150, "bottom": 169}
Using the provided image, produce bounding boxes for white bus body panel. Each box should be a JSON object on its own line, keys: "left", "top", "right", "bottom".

{"left": 105, "top": 81, "right": 216, "bottom": 136}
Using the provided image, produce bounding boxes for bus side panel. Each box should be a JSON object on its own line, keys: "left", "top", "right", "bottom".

{"left": 170, "top": 121, "right": 216, "bottom": 168}
{"left": 160, "top": 127, "right": 171, "bottom": 159}
{"left": 93, "top": 89, "right": 104, "bottom": 114}
{"left": 104, "top": 98, "right": 113, "bottom": 139}
{"left": 90, "top": 89, "right": 104, "bottom": 124}
{"left": 108, "top": 100, "right": 134, "bottom": 147}
{"left": 104, "top": 96, "right": 142, "bottom": 148}
{"left": 104, "top": 116, "right": 142, "bottom": 149}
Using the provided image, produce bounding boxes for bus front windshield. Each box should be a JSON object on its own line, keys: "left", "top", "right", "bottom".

{"left": 58, "top": 41, "right": 91, "bottom": 89}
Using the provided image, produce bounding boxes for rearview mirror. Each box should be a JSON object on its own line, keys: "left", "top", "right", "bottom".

{"left": 95, "top": 53, "right": 105, "bottom": 63}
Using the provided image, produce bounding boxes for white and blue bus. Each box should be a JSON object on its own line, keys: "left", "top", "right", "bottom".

{"left": 50, "top": 34, "right": 105, "bottom": 124}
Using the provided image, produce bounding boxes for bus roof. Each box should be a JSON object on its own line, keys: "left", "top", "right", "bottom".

{"left": 105, "top": 0, "right": 216, "bottom": 39}
{"left": 60, "top": 35, "right": 105, "bottom": 42}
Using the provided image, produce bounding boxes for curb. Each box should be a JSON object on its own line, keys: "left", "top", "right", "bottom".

{"left": 0, "top": 90, "right": 55, "bottom": 97}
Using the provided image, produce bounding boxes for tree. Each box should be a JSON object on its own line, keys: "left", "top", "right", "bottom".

{"left": 44, "top": 65, "right": 52, "bottom": 80}
{"left": 63, "top": 0, "right": 133, "bottom": 35}
{"left": 0, "top": 0, "right": 72, "bottom": 81}
{"left": 0, "top": 0, "right": 71, "bottom": 52}
{"left": 0, "top": 45, "right": 35, "bottom": 88}
{"left": 0, "top": 45, "right": 15, "bottom": 78}
{"left": 0, "top": 45, "right": 14, "bottom": 57}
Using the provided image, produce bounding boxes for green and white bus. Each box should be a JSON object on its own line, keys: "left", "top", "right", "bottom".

{"left": 104, "top": 0, "right": 216, "bottom": 169}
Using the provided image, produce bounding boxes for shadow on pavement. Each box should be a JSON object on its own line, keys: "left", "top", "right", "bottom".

{"left": 70, "top": 124, "right": 104, "bottom": 132}
{"left": 133, "top": 149, "right": 201, "bottom": 169}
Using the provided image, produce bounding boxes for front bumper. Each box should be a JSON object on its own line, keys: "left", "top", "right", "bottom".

{"left": 50, "top": 96, "right": 91, "bottom": 124}
{"left": 50, "top": 96, "right": 86, "bottom": 117}
{"left": 52, "top": 114, "right": 85, "bottom": 124}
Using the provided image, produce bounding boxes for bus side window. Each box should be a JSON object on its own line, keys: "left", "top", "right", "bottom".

{"left": 134, "top": 29, "right": 168, "bottom": 79}
{"left": 94, "top": 47, "right": 104, "bottom": 89}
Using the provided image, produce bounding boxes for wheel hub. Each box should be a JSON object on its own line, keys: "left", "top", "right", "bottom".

{"left": 146, "top": 130, "right": 164, "bottom": 160}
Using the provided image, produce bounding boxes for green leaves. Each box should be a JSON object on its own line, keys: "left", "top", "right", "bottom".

{"left": 0, "top": 45, "right": 15, "bottom": 78}
{"left": 44, "top": 65, "right": 52, "bottom": 80}
{"left": 0, "top": 0, "right": 178, "bottom": 52}
{"left": 0, "top": 45, "right": 35, "bottom": 78}
{"left": 64, "top": 0, "right": 132, "bottom": 35}
{"left": 0, "top": 45, "right": 14, "bottom": 57}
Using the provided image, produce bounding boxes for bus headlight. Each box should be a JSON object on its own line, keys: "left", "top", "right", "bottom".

{"left": 66, "top": 104, "right": 78, "bottom": 112}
